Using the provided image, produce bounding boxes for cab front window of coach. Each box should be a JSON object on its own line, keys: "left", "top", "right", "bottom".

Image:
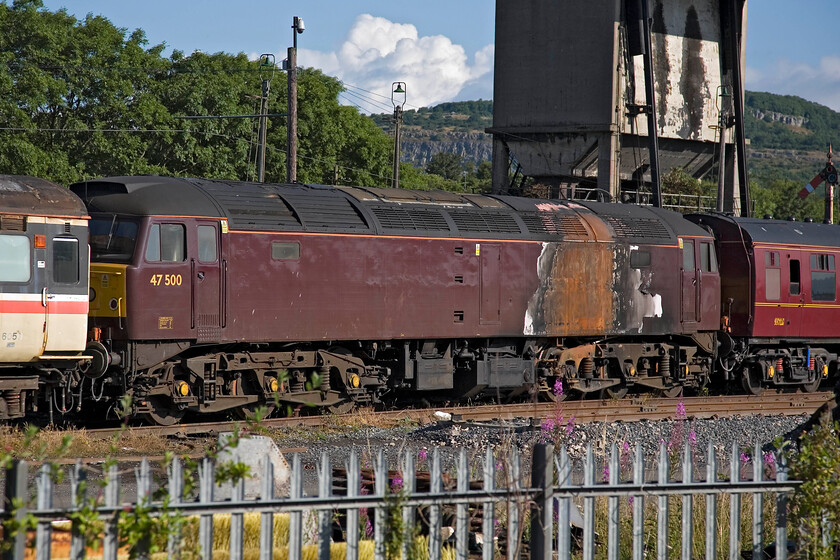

{"left": 53, "top": 237, "right": 79, "bottom": 284}
{"left": 145, "top": 224, "right": 185, "bottom": 262}
{"left": 0, "top": 234, "right": 30, "bottom": 283}
{"left": 89, "top": 215, "right": 139, "bottom": 263}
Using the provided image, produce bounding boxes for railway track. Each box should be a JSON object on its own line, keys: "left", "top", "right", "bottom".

{"left": 82, "top": 391, "right": 832, "bottom": 439}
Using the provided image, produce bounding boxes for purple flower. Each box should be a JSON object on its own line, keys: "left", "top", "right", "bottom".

{"left": 628, "top": 496, "right": 635, "bottom": 506}
{"left": 688, "top": 431, "right": 697, "bottom": 447}
{"left": 391, "top": 474, "right": 403, "bottom": 491}
{"left": 740, "top": 451, "right": 750, "bottom": 466}
{"left": 496, "top": 461, "right": 503, "bottom": 471}
{"left": 601, "top": 464, "right": 610, "bottom": 482}
{"left": 553, "top": 378, "right": 564, "bottom": 396}
{"left": 365, "top": 519, "right": 374, "bottom": 538}
{"left": 675, "top": 400, "right": 686, "bottom": 419}
{"left": 418, "top": 448, "right": 428, "bottom": 462}
{"left": 622, "top": 441, "right": 631, "bottom": 454}
{"left": 566, "top": 418, "right": 575, "bottom": 435}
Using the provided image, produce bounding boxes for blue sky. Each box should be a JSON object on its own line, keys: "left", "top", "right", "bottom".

{"left": 38, "top": 0, "right": 840, "bottom": 113}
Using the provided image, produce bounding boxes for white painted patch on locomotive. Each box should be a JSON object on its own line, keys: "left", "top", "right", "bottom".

{"left": 627, "top": 267, "right": 663, "bottom": 333}
{"left": 524, "top": 242, "right": 553, "bottom": 335}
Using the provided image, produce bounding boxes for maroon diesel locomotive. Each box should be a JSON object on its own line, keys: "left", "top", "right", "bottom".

{"left": 689, "top": 214, "right": 839, "bottom": 394}
{"left": 71, "top": 176, "right": 720, "bottom": 424}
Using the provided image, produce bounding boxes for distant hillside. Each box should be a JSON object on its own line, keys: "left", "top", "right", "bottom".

{"left": 369, "top": 93, "right": 840, "bottom": 183}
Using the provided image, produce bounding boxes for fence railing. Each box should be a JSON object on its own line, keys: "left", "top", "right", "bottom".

{"left": 0, "top": 440, "right": 799, "bottom": 560}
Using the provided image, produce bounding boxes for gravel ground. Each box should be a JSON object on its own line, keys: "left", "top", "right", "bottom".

{"left": 270, "top": 410, "right": 814, "bottom": 490}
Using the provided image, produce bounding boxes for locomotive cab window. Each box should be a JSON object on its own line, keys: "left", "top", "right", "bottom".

{"left": 197, "top": 225, "right": 217, "bottom": 263}
{"left": 145, "top": 224, "right": 185, "bottom": 262}
{"left": 0, "top": 234, "right": 30, "bottom": 283}
{"left": 765, "top": 251, "right": 781, "bottom": 301}
{"left": 810, "top": 253, "right": 836, "bottom": 302}
{"left": 682, "top": 240, "right": 695, "bottom": 270}
{"left": 700, "top": 242, "right": 717, "bottom": 272}
{"left": 52, "top": 237, "right": 79, "bottom": 284}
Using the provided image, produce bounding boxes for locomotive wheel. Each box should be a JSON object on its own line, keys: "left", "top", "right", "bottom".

{"left": 232, "top": 373, "right": 275, "bottom": 420}
{"left": 740, "top": 364, "right": 764, "bottom": 396}
{"left": 801, "top": 374, "right": 822, "bottom": 393}
{"left": 144, "top": 397, "right": 185, "bottom": 426}
{"left": 658, "top": 386, "right": 683, "bottom": 398}
{"left": 604, "top": 381, "right": 628, "bottom": 399}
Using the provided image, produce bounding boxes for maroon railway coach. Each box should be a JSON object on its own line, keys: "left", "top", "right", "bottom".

{"left": 71, "top": 176, "right": 720, "bottom": 424}
{"left": 0, "top": 176, "right": 90, "bottom": 420}
{"left": 688, "top": 214, "right": 840, "bottom": 394}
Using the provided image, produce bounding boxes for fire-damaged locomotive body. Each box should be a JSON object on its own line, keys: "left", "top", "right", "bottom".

{"left": 0, "top": 176, "right": 90, "bottom": 420}
{"left": 688, "top": 214, "right": 840, "bottom": 394}
{"left": 71, "top": 176, "right": 720, "bottom": 423}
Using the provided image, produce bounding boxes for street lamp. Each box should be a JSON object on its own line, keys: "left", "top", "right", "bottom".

{"left": 286, "top": 16, "right": 304, "bottom": 183}
{"left": 391, "top": 82, "right": 406, "bottom": 189}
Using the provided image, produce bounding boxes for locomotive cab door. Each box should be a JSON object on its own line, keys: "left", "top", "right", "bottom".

{"left": 191, "top": 221, "right": 223, "bottom": 343}
{"left": 680, "top": 239, "right": 699, "bottom": 329}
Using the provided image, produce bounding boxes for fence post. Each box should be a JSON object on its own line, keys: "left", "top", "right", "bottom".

{"left": 103, "top": 463, "right": 120, "bottom": 560}
{"left": 346, "top": 450, "right": 360, "bottom": 560}
{"left": 168, "top": 457, "right": 184, "bottom": 559}
{"left": 260, "top": 459, "right": 274, "bottom": 560}
{"left": 775, "top": 452, "right": 788, "bottom": 560}
{"left": 136, "top": 458, "right": 152, "bottom": 560}
{"left": 35, "top": 464, "right": 52, "bottom": 560}
{"left": 428, "top": 450, "right": 442, "bottom": 560}
{"left": 583, "top": 443, "right": 595, "bottom": 560}
{"left": 752, "top": 444, "right": 764, "bottom": 560}
{"left": 705, "top": 442, "right": 718, "bottom": 560}
{"left": 402, "top": 450, "right": 416, "bottom": 560}
{"left": 632, "top": 442, "right": 644, "bottom": 560}
{"left": 729, "top": 443, "right": 741, "bottom": 560}
{"left": 3, "top": 459, "right": 28, "bottom": 560}
{"left": 373, "top": 449, "right": 386, "bottom": 560}
{"left": 481, "top": 447, "right": 495, "bottom": 560}
{"left": 656, "top": 442, "right": 669, "bottom": 560}
{"left": 230, "top": 454, "right": 245, "bottom": 560}
{"left": 70, "top": 461, "right": 87, "bottom": 560}
{"left": 529, "top": 442, "right": 554, "bottom": 560}
{"left": 456, "top": 448, "right": 468, "bottom": 560}
{"left": 556, "top": 447, "right": 571, "bottom": 560}
{"left": 318, "top": 452, "right": 332, "bottom": 560}
{"left": 507, "top": 447, "right": 521, "bottom": 560}
{"left": 199, "top": 457, "right": 215, "bottom": 560}
{"left": 681, "top": 442, "right": 693, "bottom": 560}
{"left": 289, "top": 454, "right": 303, "bottom": 560}
{"left": 607, "top": 443, "right": 619, "bottom": 560}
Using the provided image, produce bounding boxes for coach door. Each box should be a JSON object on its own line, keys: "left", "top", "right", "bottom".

{"left": 192, "top": 221, "right": 222, "bottom": 342}
{"left": 680, "top": 239, "right": 699, "bottom": 328}
{"left": 44, "top": 233, "right": 87, "bottom": 352}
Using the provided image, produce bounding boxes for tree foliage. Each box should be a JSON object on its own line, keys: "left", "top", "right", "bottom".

{"left": 0, "top": 0, "right": 394, "bottom": 187}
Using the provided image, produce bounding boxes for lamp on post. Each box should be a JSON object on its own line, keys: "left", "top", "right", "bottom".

{"left": 391, "top": 82, "right": 406, "bottom": 189}
{"left": 286, "top": 16, "right": 305, "bottom": 183}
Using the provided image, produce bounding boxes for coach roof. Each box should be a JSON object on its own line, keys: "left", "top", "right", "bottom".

{"left": 0, "top": 175, "right": 87, "bottom": 218}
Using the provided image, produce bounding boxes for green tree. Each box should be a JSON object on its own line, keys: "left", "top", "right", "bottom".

{"left": 426, "top": 152, "right": 463, "bottom": 181}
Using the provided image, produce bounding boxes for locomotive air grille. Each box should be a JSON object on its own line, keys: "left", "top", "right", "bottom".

{"left": 0, "top": 215, "right": 25, "bottom": 231}
{"left": 214, "top": 193, "right": 302, "bottom": 228}
{"left": 370, "top": 206, "right": 450, "bottom": 231}
{"left": 448, "top": 210, "right": 521, "bottom": 234}
{"left": 282, "top": 193, "right": 369, "bottom": 230}
{"left": 603, "top": 216, "right": 671, "bottom": 240}
{"left": 519, "top": 213, "right": 588, "bottom": 237}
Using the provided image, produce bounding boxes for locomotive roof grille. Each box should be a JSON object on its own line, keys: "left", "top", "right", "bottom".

{"left": 519, "top": 212, "right": 589, "bottom": 237}
{"left": 370, "top": 206, "right": 450, "bottom": 231}
{"left": 603, "top": 216, "right": 672, "bottom": 240}
{"left": 448, "top": 210, "right": 521, "bottom": 234}
{"left": 281, "top": 192, "right": 370, "bottom": 230}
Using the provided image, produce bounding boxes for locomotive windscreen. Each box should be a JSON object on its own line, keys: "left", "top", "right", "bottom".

{"left": 89, "top": 214, "right": 139, "bottom": 263}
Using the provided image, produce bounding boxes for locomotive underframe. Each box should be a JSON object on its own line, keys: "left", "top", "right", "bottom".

{"left": 724, "top": 338, "right": 837, "bottom": 395}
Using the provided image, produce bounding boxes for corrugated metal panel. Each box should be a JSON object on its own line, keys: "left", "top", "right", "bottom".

{"left": 603, "top": 216, "right": 672, "bottom": 240}
{"left": 520, "top": 213, "right": 589, "bottom": 237}
{"left": 448, "top": 210, "right": 521, "bottom": 234}
{"left": 281, "top": 192, "right": 370, "bottom": 231}
{"left": 369, "top": 206, "right": 451, "bottom": 232}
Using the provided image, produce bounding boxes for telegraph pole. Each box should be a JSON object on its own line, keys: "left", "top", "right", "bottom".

{"left": 286, "top": 16, "right": 304, "bottom": 183}
{"left": 391, "top": 82, "right": 406, "bottom": 189}
{"left": 256, "top": 54, "right": 274, "bottom": 183}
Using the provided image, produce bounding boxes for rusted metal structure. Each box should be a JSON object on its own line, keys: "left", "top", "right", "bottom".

{"left": 490, "top": 0, "right": 750, "bottom": 216}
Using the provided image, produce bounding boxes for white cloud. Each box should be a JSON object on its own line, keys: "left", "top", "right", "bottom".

{"left": 746, "top": 55, "right": 840, "bottom": 112}
{"left": 294, "top": 14, "right": 494, "bottom": 112}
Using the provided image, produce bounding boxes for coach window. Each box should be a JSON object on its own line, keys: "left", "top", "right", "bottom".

{"left": 765, "top": 251, "right": 781, "bottom": 301}
{"left": 790, "top": 259, "right": 801, "bottom": 296}
{"left": 145, "top": 224, "right": 186, "bottom": 262}
{"left": 53, "top": 237, "right": 79, "bottom": 284}
{"left": 197, "top": 226, "right": 217, "bottom": 263}
{"left": 810, "top": 253, "right": 836, "bottom": 301}
{"left": 700, "top": 242, "right": 718, "bottom": 272}
{"left": 0, "top": 235, "right": 30, "bottom": 282}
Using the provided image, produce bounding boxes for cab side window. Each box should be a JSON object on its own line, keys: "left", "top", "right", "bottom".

{"left": 53, "top": 237, "right": 79, "bottom": 284}
{"left": 197, "top": 225, "right": 217, "bottom": 263}
{"left": 146, "top": 224, "right": 185, "bottom": 262}
{"left": 0, "top": 234, "right": 30, "bottom": 282}
{"left": 682, "top": 240, "right": 695, "bottom": 270}
{"left": 700, "top": 242, "right": 717, "bottom": 272}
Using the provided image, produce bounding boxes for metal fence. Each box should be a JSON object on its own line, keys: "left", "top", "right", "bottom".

{"left": 0, "top": 440, "right": 799, "bottom": 560}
